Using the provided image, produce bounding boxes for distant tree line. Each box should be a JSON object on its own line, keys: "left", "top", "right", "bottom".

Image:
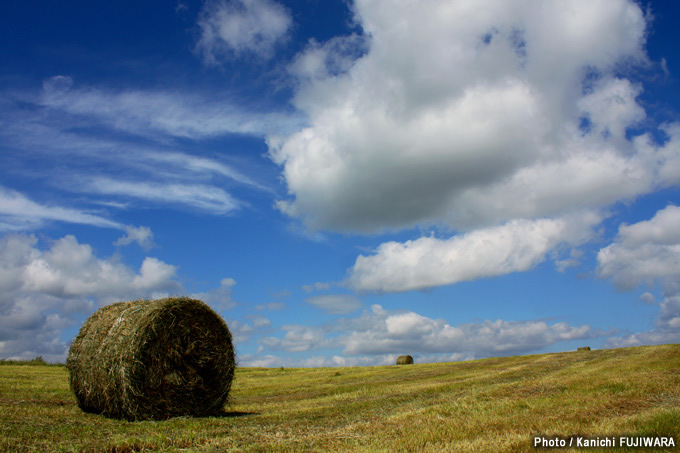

{"left": 0, "top": 356, "right": 63, "bottom": 366}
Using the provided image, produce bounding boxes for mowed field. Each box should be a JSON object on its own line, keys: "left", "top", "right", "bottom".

{"left": 1, "top": 344, "right": 679, "bottom": 452}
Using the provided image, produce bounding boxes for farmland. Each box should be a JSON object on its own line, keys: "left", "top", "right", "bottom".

{"left": 1, "top": 344, "right": 679, "bottom": 452}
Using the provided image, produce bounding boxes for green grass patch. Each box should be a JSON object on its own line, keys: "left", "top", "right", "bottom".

{"left": 1, "top": 344, "right": 678, "bottom": 452}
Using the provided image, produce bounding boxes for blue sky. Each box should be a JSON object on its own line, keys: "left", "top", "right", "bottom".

{"left": 1, "top": 0, "right": 679, "bottom": 366}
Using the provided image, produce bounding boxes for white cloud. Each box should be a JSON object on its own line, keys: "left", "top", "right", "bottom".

{"left": 255, "top": 301, "right": 286, "bottom": 311}
{"left": 447, "top": 142, "right": 654, "bottom": 230}
{"left": 237, "top": 354, "right": 282, "bottom": 367}
{"left": 2, "top": 85, "right": 278, "bottom": 219}
{"left": 288, "top": 34, "right": 369, "bottom": 83}
{"left": 225, "top": 315, "right": 270, "bottom": 344}
{"left": 216, "top": 314, "right": 272, "bottom": 347}
{"left": 114, "top": 225, "right": 155, "bottom": 250}
{"left": 605, "top": 295, "right": 680, "bottom": 348}
{"left": 386, "top": 312, "right": 436, "bottom": 337}
{"left": 270, "top": 0, "right": 652, "bottom": 234}
{"left": 14, "top": 235, "right": 180, "bottom": 299}
{"left": 639, "top": 292, "right": 656, "bottom": 304}
{"left": 554, "top": 249, "right": 584, "bottom": 272}
{"left": 133, "top": 258, "right": 180, "bottom": 293}
{"left": 267, "top": 0, "right": 680, "bottom": 294}
{"left": 4, "top": 80, "right": 274, "bottom": 223}
{"left": 42, "top": 75, "right": 74, "bottom": 93}
{"left": 305, "top": 294, "right": 362, "bottom": 315}
{"left": 577, "top": 77, "right": 645, "bottom": 144}
{"left": 597, "top": 205, "right": 680, "bottom": 346}
{"left": 192, "top": 277, "right": 238, "bottom": 312}
{"left": 270, "top": 289, "right": 292, "bottom": 298}
{"left": 597, "top": 205, "right": 680, "bottom": 291}
{"left": 340, "top": 305, "right": 595, "bottom": 357}
{"left": 228, "top": 319, "right": 255, "bottom": 343}
{"left": 262, "top": 324, "right": 330, "bottom": 353}
{"left": 250, "top": 315, "right": 271, "bottom": 328}
{"left": 0, "top": 295, "right": 73, "bottom": 362}
{"left": 87, "top": 178, "right": 240, "bottom": 215}
{"left": 138, "top": 151, "right": 266, "bottom": 190}
{"left": 348, "top": 213, "right": 600, "bottom": 292}
{"left": 279, "top": 325, "right": 328, "bottom": 352}
{"left": 3, "top": 87, "right": 272, "bottom": 190}
{"left": 39, "top": 75, "right": 301, "bottom": 139}
{"left": 237, "top": 353, "right": 398, "bottom": 368}
{"left": 302, "top": 281, "right": 331, "bottom": 293}
{"left": 655, "top": 123, "right": 680, "bottom": 186}
{"left": 0, "top": 186, "right": 122, "bottom": 232}
{"left": 616, "top": 204, "right": 680, "bottom": 247}
{"left": 253, "top": 303, "right": 597, "bottom": 363}
{"left": 0, "top": 233, "right": 183, "bottom": 361}
{"left": 195, "top": 0, "right": 292, "bottom": 64}
{"left": 0, "top": 233, "right": 179, "bottom": 299}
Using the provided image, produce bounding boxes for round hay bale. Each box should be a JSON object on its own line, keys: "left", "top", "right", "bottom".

{"left": 396, "top": 355, "right": 414, "bottom": 365}
{"left": 67, "top": 297, "right": 235, "bottom": 421}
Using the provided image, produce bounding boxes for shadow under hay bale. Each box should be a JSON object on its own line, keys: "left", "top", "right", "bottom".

{"left": 67, "top": 297, "right": 235, "bottom": 421}
{"left": 396, "top": 355, "right": 414, "bottom": 365}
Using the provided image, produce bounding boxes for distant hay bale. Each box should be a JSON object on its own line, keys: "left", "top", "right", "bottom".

{"left": 67, "top": 297, "right": 235, "bottom": 421}
{"left": 577, "top": 346, "right": 591, "bottom": 351}
{"left": 396, "top": 355, "right": 414, "bottom": 365}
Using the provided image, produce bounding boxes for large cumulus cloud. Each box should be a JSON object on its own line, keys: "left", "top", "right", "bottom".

{"left": 269, "top": 0, "right": 680, "bottom": 292}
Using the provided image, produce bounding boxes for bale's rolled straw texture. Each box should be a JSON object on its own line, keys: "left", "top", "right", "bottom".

{"left": 396, "top": 355, "right": 414, "bottom": 365}
{"left": 67, "top": 297, "right": 235, "bottom": 421}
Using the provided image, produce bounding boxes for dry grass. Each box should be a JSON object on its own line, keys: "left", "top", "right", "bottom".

{"left": 1, "top": 344, "right": 678, "bottom": 452}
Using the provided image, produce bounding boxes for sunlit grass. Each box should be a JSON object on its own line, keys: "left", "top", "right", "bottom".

{"left": 1, "top": 344, "right": 678, "bottom": 451}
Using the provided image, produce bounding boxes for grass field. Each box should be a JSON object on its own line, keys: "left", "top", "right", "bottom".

{"left": 1, "top": 344, "right": 678, "bottom": 452}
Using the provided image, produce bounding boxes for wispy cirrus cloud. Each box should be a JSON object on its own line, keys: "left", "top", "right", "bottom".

{"left": 1, "top": 77, "right": 287, "bottom": 221}
{"left": 86, "top": 178, "right": 241, "bottom": 215}
{"left": 139, "top": 151, "right": 267, "bottom": 191}
{"left": 0, "top": 186, "right": 122, "bottom": 232}
{"left": 39, "top": 75, "right": 302, "bottom": 139}
{"left": 0, "top": 186, "right": 157, "bottom": 250}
